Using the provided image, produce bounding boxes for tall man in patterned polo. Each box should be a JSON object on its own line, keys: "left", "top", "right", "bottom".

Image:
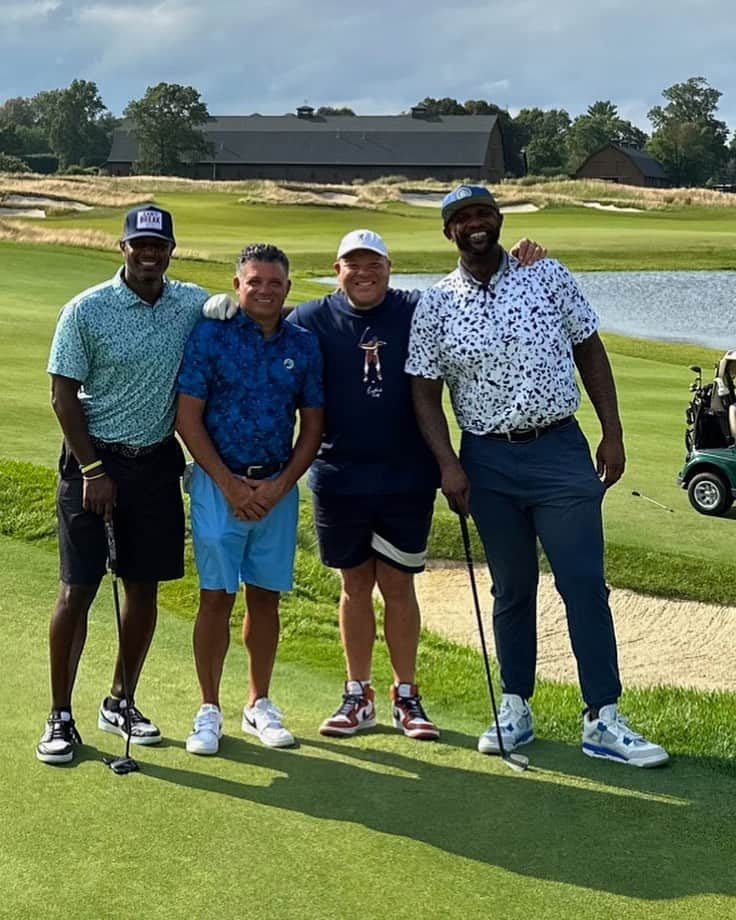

{"left": 407, "top": 185, "right": 668, "bottom": 767}
{"left": 176, "top": 244, "right": 324, "bottom": 754}
{"left": 38, "top": 204, "right": 210, "bottom": 764}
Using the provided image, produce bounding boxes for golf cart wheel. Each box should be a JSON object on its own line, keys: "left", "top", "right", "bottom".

{"left": 687, "top": 472, "right": 733, "bottom": 516}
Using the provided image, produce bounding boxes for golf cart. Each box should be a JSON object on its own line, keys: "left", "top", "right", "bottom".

{"left": 678, "top": 352, "right": 736, "bottom": 516}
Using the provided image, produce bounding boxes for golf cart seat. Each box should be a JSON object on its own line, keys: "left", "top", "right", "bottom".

{"left": 712, "top": 350, "right": 736, "bottom": 412}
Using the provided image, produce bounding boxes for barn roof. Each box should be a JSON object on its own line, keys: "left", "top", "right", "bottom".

{"left": 108, "top": 113, "right": 500, "bottom": 167}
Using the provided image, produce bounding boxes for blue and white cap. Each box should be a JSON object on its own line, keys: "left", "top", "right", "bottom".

{"left": 441, "top": 185, "right": 499, "bottom": 225}
{"left": 336, "top": 229, "right": 389, "bottom": 260}
{"left": 121, "top": 203, "right": 176, "bottom": 244}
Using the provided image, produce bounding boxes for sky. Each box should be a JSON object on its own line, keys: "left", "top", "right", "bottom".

{"left": 2, "top": 0, "right": 735, "bottom": 134}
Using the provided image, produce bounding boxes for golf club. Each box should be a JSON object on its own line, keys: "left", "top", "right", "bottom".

{"left": 631, "top": 490, "right": 674, "bottom": 513}
{"left": 458, "top": 514, "right": 529, "bottom": 773}
{"left": 103, "top": 520, "right": 139, "bottom": 775}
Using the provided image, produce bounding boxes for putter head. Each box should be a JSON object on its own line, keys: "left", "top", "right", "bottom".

{"left": 503, "top": 752, "right": 530, "bottom": 773}
{"left": 104, "top": 756, "right": 140, "bottom": 775}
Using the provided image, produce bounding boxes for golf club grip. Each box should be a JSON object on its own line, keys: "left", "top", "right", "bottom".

{"left": 105, "top": 520, "right": 117, "bottom": 573}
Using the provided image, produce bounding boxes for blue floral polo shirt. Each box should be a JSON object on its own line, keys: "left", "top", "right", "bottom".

{"left": 176, "top": 311, "right": 324, "bottom": 470}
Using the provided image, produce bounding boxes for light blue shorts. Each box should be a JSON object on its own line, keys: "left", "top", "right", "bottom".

{"left": 189, "top": 464, "right": 299, "bottom": 594}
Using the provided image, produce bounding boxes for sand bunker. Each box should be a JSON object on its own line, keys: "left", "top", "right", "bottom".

{"left": 400, "top": 193, "right": 539, "bottom": 214}
{"left": 416, "top": 562, "right": 736, "bottom": 692}
{"left": 582, "top": 201, "right": 643, "bottom": 213}
{"left": 0, "top": 207, "right": 45, "bottom": 218}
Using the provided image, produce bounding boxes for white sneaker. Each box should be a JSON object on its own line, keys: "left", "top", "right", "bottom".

{"left": 186, "top": 704, "right": 223, "bottom": 756}
{"left": 242, "top": 698, "right": 295, "bottom": 748}
{"left": 478, "top": 693, "right": 534, "bottom": 755}
{"left": 582, "top": 704, "right": 669, "bottom": 768}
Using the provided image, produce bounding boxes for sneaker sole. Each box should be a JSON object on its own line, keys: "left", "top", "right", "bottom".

{"left": 36, "top": 749, "right": 74, "bottom": 764}
{"left": 392, "top": 716, "right": 439, "bottom": 740}
{"left": 241, "top": 719, "right": 295, "bottom": 748}
{"left": 478, "top": 730, "right": 534, "bottom": 755}
{"left": 319, "top": 717, "right": 377, "bottom": 737}
{"left": 582, "top": 742, "right": 670, "bottom": 768}
{"left": 98, "top": 715, "right": 162, "bottom": 746}
{"left": 186, "top": 741, "right": 220, "bottom": 756}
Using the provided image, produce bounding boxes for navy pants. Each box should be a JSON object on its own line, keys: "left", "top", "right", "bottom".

{"left": 461, "top": 420, "right": 622, "bottom": 709}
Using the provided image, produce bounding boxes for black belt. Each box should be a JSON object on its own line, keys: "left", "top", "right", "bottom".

{"left": 230, "top": 461, "right": 286, "bottom": 479}
{"left": 483, "top": 416, "right": 574, "bottom": 443}
{"left": 91, "top": 435, "right": 174, "bottom": 458}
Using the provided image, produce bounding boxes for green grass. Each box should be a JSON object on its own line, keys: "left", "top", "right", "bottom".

{"left": 3, "top": 534, "right": 736, "bottom": 920}
{"left": 24, "top": 192, "right": 736, "bottom": 271}
{"left": 3, "top": 188, "right": 736, "bottom": 918}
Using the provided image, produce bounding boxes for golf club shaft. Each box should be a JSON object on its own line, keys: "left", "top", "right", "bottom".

{"left": 631, "top": 490, "right": 673, "bottom": 512}
{"left": 459, "top": 515, "right": 508, "bottom": 759}
{"left": 105, "top": 521, "right": 134, "bottom": 761}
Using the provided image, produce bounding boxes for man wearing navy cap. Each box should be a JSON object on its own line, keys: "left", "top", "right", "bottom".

{"left": 38, "top": 204, "right": 210, "bottom": 764}
{"left": 407, "top": 185, "right": 668, "bottom": 767}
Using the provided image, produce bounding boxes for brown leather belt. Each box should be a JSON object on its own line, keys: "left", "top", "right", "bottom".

{"left": 483, "top": 416, "right": 574, "bottom": 443}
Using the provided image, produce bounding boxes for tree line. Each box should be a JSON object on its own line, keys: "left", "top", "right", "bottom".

{"left": 0, "top": 76, "right": 733, "bottom": 187}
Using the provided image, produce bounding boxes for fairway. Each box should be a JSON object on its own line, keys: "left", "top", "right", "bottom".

{"left": 2, "top": 180, "right": 736, "bottom": 919}
{"left": 3, "top": 536, "right": 736, "bottom": 920}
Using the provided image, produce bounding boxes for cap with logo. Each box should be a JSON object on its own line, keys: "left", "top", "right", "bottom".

{"left": 441, "top": 185, "right": 499, "bottom": 225}
{"left": 121, "top": 204, "right": 176, "bottom": 245}
{"left": 336, "top": 229, "right": 389, "bottom": 260}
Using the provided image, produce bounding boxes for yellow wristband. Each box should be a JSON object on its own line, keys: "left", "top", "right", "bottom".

{"left": 80, "top": 459, "right": 103, "bottom": 474}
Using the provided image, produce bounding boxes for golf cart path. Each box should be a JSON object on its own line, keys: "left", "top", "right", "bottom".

{"left": 416, "top": 562, "right": 736, "bottom": 692}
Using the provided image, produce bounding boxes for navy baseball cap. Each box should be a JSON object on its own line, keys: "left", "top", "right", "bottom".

{"left": 121, "top": 204, "right": 176, "bottom": 245}
{"left": 441, "top": 185, "right": 499, "bottom": 225}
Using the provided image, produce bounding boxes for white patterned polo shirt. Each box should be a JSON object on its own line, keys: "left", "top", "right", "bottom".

{"left": 405, "top": 255, "right": 599, "bottom": 435}
{"left": 48, "top": 268, "right": 208, "bottom": 446}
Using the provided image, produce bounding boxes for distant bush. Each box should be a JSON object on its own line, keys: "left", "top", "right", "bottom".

{"left": 62, "top": 165, "right": 101, "bottom": 176}
{"left": 21, "top": 154, "right": 58, "bottom": 174}
{"left": 0, "top": 154, "right": 30, "bottom": 173}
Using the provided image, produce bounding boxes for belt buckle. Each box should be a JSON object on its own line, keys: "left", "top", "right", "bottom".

{"left": 246, "top": 464, "right": 263, "bottom": 478}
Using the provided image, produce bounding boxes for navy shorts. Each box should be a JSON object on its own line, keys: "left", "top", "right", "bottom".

{"left": 312, "top": 490, "right": 436, "bottom": 573}
{"left": 57, "top": 438, "right": 186, "bottom": 585}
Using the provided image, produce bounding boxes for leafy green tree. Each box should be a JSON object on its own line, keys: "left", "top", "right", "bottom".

{"left": 411, "top": 97, "right": 466, "bottom": 115}
{"left": 647, "top": 77, "right": 729, "bottom": 185}
{"left": 566, "top": 101, "right": 648, "bottom": 172}
{"left": 124, "top": 83, "right": 210, "bottom": 175}
{"left": 0, "top": 152, "right": 30, "bottom": 172}
{"left": 316, "top": 106, "right": 356, "bottom": 115}
{"left": 513, "top": 107, "right": 571, "bottom": 174}
{"left": 0, "top": 96, "right": 37, "bottom": 128}
{"left": 42, "top": 80, "right": 108, "bottom": 169}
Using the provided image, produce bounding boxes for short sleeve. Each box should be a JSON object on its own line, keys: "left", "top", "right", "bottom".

{"left": 555, "top": 264, "right": 599, "bottom": 345}
{"left": 47, "top": 302, "right": 90, "bottom": 382}
{"left": 176, "top": 319, "right": 214, "bottom": 400}
{"left": 404, "top": 288, "right": 446, "bottom": 379}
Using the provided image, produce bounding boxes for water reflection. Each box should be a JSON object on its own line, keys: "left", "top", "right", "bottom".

{"left": 317, "top": 271, "right": 735, "bottom": 349}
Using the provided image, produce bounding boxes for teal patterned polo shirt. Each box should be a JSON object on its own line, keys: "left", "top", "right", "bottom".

{"left": 48, "top": 268, "right": 208, "bottom": 447}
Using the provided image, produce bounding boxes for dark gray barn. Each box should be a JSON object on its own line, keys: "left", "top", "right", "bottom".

{"left": 575, "top": 144, "right": 670, "bottom": 188}
{"left": 107, "top": 106, "right": 505, "bottom": 182}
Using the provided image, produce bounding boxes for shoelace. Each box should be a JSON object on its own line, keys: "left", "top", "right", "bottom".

{"left": 610, "top": 712, "right": 645, "bottom": 743}
{"left": 396, "top": 694, "right": 429, "bottom": 722}
{"left": 255, "top": 702, "right": 284, "bottom": 729}
{"left": 193, "top": 712, "right": 220, "bottom": 732}
{"left": 335, "top": 693, "right": 365, "bottom": 716}
{"left": 48, "top": 718, "right": 82, "bottom": 744}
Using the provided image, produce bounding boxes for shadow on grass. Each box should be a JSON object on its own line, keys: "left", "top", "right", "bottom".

{"left": 141, "top": 729, "right": 736, "bottom": 901}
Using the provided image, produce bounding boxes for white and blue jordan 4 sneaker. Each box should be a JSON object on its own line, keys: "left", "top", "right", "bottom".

{"left": 478, "top": 693, "right": 534, "bottom": 755}
{"left": 582, "top": 704, "right": 669, "bottom": 768}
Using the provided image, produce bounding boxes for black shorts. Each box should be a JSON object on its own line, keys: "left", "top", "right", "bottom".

{"left": 312, "top": 490, "right": 436, "bottom": 573}
{"left": 57, "top": 438, "right": 186, "bottom": 585}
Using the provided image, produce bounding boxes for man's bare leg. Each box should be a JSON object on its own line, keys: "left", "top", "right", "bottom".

{"left": 339, "top": 559, "right": 377, "bottom": 681}
{"left": 193, "top": 589, "right": 237, "bottom": 707}
{"left": 49, "top": 582, "right": 98, "bottom": 709}
{"left": 243, "top": 584, "right": 281, "bottom": 704}
{"left": 376, "top": 560, "right": 419, "bottom": 684}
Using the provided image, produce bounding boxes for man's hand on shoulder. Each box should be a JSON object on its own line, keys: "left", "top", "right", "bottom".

{"left": 203, "top": 293, "right": 238, "bottom": 320}
{"left": 510, "top": 239, "right": 547, "bottom": 266}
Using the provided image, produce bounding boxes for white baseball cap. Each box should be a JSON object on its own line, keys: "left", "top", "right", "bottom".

{"left": 336, "top": 229, "right": 389, "bottom": 260}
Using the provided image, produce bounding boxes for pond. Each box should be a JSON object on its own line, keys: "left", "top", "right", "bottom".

{"left": 318, "top": 270, "right": 736, "bottom": 350}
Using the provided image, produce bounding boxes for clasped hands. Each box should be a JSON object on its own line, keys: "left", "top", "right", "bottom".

{"left": 223, "top": 474, "right": 285, "bottom": 521}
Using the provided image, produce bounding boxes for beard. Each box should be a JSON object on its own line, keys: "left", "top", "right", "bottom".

{"left": 455, "top": 226, "right": 501, "bottom": 258}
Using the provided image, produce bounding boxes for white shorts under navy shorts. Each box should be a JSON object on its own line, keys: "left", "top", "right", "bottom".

{"left": 189, "top": 464, "right": 299, "bottom": 593}
{"left": 312, "top": 490, "right": 436, "bottom": 573}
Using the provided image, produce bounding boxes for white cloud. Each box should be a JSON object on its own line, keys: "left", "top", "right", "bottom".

{"left": 0, "top": 0, "right": 59, "bottom": 22}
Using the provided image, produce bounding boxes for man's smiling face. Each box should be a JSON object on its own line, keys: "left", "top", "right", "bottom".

{"left": 334, "top": 249, "right": 391, "bottom": 310}
{"left": 444, "top": 203, "right": 504, "bottom": 258}
{"left": 120, "top": 236, "right": 174, "bottom": 286}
